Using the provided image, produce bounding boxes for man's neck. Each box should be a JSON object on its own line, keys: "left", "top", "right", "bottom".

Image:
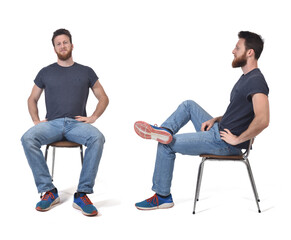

{"left": 57, "top": 58, "right": 74, "bottom": 67}
{"left": 241, "top": 60, "right": 258, "bottom": 75}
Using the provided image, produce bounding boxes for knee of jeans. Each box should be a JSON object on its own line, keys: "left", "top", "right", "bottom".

{"left": 21, "top": 132, "right": 29, "bottom": 145}
{"left": 158, "top": 142, "right": 174, "bottom": 153}
{"left": 183, "top": 99, "right": 197, "bottom": 108}
{"left": 88, "top": 132, "right": 105, "bottom": 146}
{"left": 21, "top": 133, "right": 37, "bottom": 148}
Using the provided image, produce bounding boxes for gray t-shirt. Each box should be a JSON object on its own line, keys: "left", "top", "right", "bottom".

{"left": 34, "top": 62, "right": 98, "bottom": 121}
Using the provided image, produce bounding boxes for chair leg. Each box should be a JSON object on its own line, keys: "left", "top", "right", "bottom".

{"left": 41, "top": 145, "right": 51, "bottom": 198}
{"left": 196, "top": 160, "right": 206, "bottom": 201}
{"left": 193, "top": 158, "right": 206, "bottom": 214}
{"left": 80, "top": 145, "right": 84, "bottom": 165}
{"left": 243, "top": 158, "right": 261, "bottom": 213}
{"left": 51, "top": 147, "right": 56, "bottom": 181}
{"left": 45, "top": 145, "right": 49, "bottom": 162}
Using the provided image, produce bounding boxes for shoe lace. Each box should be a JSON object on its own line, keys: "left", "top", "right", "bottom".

{"left": 80, "top": 195, "right": 93, "bottom": 205}
{"left": 146, "top": 194, "right": 159, "bottom": 205}
{"left": 42, "top": 191, "right": 55, "bottom": 201}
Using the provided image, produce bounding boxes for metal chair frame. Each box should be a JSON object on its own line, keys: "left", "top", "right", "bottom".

{"left": 193, "top": 138, "right": 261, "bottom": 214}
{"left": 44, "top": 141, "right": 84, "bottom": 181}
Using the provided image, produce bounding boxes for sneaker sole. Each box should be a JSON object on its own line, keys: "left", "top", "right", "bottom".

{"left": 135, "top": 202, "right": 174, "bottom": 210}
{"left": 73, "top": 203, "right": 98, "bottom": 216}
{"left": 134, "top": 121, "right": 172, "bottom": 144}
{"left": 36, "top": 197, "right": 60, "bottom": 212}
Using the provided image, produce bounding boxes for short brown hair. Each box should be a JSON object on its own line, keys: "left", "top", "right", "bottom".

{"left": 238, "top": 31, "right": 264, "bottom": 60}
{"left": 52, "top": 28, "right": 72, "bottom": 46}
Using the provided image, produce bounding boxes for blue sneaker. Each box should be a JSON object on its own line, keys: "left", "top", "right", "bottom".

{"left": 36, "top": 188, "right": 60, "bottom": 212}
{"left": 134, "top": 121, "right": 173, "bottom": 144}
{"left": 135, "top": 193, "right": 174, "bottom": 210}
{"left": 73, "top": 192, "right": 98, "bottom": 216}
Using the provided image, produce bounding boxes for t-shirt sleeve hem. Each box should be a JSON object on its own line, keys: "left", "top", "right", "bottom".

{"left": 34, "top": 79, "right": 44, "bottom": 89}
{"left": 90, "top": 77, "right": 99, "bottom": 88}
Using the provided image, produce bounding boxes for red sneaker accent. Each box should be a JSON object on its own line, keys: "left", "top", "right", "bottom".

{"left": 81, "top": 195, "right": 93, "bottom": 205}
{"left": 134, "top": 121, "right": 172, "bottom": 144}
{"left": 146, "top": 194, "right": 159, "bottom": 205}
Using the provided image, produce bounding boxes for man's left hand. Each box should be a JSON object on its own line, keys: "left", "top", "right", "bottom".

{"left": 220, "top": 129, "right": 240, "bottom": 145}
{"left": 75, "top": 115, "right": 97, "bottom": 124}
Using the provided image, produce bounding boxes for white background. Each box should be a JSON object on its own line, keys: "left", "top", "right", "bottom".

{"left": 1, "top": 0, "right": 290, "bottom": 239}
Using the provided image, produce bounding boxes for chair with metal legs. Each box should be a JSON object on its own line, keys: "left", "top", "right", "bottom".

{"left": 193, "top": 138, "right": 261, "bottom": 214}
{"left": 44, "top": 140, "right": 84, "bottom": 181}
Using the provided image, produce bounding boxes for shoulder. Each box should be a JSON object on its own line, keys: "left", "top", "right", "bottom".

{"left": 38, "top": 63, "right": 58, "bottom": 74}
{"left": 74, "top": 62, "right": 94, "bottom": 71}
{"left": 245, "top": 69, "right": 268, "bottom": 86}
{"left": 245, "top": 69, "right": 269, "bottom": 97}
{"left": 76, "top": 62, "right": 98, "bottom": 77}
{"left": 246, "top": 69, "right": 266, "bottom": 82}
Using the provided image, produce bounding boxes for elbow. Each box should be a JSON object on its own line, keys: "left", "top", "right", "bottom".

{"left": 28, "top": 94, "right": 38, "bottom": 104}
{"left": 264, "top": 114, "right": 270, "bottom": 129}
{"left": 27, "top": 96, "right": 34, "bottom": 106}
{"left": 105, "top": 95, "right": 109, "bottom": 107}
{"left": 264, "top": 120, "right": 269, "bottom": 129}
{"left": 260, "top": 117, "right": 269, "bottom": 130}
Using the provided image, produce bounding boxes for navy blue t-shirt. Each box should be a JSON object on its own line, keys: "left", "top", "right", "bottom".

{"left": 219, "top": 68, "right": 269, "bottom": 149}
{"left": 34, "top": 62, "right": 98, "bottom": 121}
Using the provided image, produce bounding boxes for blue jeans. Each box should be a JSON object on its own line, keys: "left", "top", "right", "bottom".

{"left": 152, "top": 100, "right": 241, "bottom": 196}
{"left": 21, "top": 118, "right": 105, "bottom": 194}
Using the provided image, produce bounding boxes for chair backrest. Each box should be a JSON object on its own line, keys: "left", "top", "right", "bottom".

{"left": 243, "top": 138, "right": 254, "bottom": 159}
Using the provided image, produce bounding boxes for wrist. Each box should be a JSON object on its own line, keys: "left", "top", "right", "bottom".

{"left": 90, "top": 115, "right": 98, "bottom": 122}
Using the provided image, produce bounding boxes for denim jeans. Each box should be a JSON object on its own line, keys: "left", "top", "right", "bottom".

{"left": 21, "top": 118, "right": 105, "bottom": 194}
{"left": 152, "top": 100, "right": 242, "bottom": 196}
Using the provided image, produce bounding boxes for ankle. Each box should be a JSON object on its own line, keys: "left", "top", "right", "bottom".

{"left": 74, "top": 192, "right": 87, "bottom": 198}
{"left": 156, "top": 193, "right": 171, "bottom": 198}
{"left": 50, "top": 188, "right": 58, "bottom": 194}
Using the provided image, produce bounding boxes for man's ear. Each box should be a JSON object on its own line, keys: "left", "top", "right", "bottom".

{"left": 247, "top": 49, "right": 255, "bottom": 58}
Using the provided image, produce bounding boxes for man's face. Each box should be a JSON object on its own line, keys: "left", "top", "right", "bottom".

{"left": 232, "top": 38, "right": 247, "bottom": 68}
{"left": 53, "top": 34, "right": 73, "bottom": 61}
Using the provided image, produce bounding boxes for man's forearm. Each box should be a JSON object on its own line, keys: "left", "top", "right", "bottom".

{"left": 214, "top": 116, "right": 223, "bottom": 122}
{"left": 237, "top": 116, "right": 269, "bottom": 144}
{"left": 28, "top": 98, "right": 40, "bottom": 123}
{"left": 91, "top": 96, "right": 109, "bottom": 120}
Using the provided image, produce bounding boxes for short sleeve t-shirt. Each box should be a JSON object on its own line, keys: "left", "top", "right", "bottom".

{"left": 34, "top": 62, "right": 98, "bottom": 121}
{"left": 219, "top": 68, "right": 269, "bottom": 149}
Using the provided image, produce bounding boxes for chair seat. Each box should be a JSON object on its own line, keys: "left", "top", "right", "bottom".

{"left": 48, "top": 141, "right": 82, "bottom": 148}
{"left": 199, "top": 154, "right": 244, "bottom": 160}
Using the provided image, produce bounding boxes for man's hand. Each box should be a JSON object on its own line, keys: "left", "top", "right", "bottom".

{"left": 201, "top": 116, "right": 222, "bottom": 131}
{"left": 75, "top": 115, "right": 97, "bottom": 124}
{"left": 33, "top": 119, "right": 47, "bottom": 125}
{"left": 220, "top": 129, "right": 240, "bottom": 145}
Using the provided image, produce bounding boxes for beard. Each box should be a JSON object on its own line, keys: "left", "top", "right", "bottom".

{"left": 232, "top": 51, "right": 247, "bottom": 68}
{"left": 56, "top": 48, "right": 72, "bottom": 61}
